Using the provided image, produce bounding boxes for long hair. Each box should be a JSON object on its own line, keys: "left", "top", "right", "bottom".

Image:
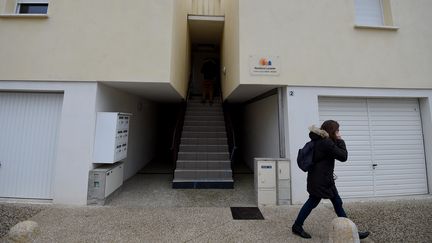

{"left": 321, "top": 120, "right": 340, "bottom": 141}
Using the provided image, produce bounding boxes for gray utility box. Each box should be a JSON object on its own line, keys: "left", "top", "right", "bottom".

{"left": 87, "top": 162, "right": 124, "bottom": 205}
{"left": 254, "top": 158, "right": 291, "bottom": 206}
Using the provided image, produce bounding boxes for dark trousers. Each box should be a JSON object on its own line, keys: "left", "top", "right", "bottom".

{"left": 294, "top": 193, "right": 347, "bottom": 226}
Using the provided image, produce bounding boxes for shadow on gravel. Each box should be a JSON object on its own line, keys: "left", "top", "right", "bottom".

{"left": 0, "top": 204, "right": 46, "bottom": 238}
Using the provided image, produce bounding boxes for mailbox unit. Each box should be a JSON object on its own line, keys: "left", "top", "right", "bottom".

{"left": 254, "top": 158, "right": 291, "bottom": 206}
{"left": 93, "top": 112, "right": 131, "bottom": 163}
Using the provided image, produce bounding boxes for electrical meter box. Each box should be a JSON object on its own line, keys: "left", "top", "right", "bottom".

{"left": 87, "top": 162, "right": 124, "bottom": 205}
{"left": 277, "top": 160, "right": 291, "bottom": 205}
{"left": 93, "top": 112, "right": 132, "bottom": 163}
{"left": 254, "top": 158, "right": 291, "bottom": 206}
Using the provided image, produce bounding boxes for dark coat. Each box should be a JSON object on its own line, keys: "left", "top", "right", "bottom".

{"left": 306, "top": 127, "right": 348, "bottom": 199}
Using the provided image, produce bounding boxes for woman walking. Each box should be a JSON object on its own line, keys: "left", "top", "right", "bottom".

{"left": 292, "top": 120, "right": 369, "bottom": 239}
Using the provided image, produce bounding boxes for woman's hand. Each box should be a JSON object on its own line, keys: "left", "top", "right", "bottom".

{"left": 336, "top": 131, "right": 342, "bottom": 140}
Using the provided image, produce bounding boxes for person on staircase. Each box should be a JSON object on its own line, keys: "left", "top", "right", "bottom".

{"left": 200, "top": 58, "right": 218, "bottom": 105}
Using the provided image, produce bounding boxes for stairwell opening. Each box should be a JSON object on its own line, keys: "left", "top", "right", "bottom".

{"left": 104, "top": 14, "right": 255, "bottom": 207}
{"left": 172, "top": 11, "right": 234, "bottom": 188}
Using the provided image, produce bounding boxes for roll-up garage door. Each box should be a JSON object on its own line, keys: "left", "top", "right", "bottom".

{"left": 0, "top": 92, "right": 63, "bottom": 199}
{"left": 319, "top": 97, "right": 428, "bottom": 198}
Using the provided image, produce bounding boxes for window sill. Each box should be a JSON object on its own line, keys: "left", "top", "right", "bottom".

{"left": 354, "top": 24, "right": 399, "bottom": 31}
{"left": 0, "top": 14, "right": 48, "bottom": 18}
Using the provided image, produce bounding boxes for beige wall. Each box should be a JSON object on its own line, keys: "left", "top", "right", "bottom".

{"left": 236, "top": 0, "right": 432, "bottom": 92}
{"left": 169, "top": 0, "right": 190, "bottom": 98}
{"left": 221, "top": 0, "right": 239, "bottom": 99}
{"left": 0, "top": 0, "right": 174, "bottom": 83}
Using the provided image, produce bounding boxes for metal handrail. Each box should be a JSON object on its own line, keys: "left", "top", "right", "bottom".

{"left": 220, "top": 84, "right": 237, "bottom": 163}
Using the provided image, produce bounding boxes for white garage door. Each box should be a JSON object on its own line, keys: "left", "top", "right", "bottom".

{"left": 0, "top": 92, "right": 63, "bottom": 199}
{"left": 319, "top": 97, "right": 428, "bottom": 198}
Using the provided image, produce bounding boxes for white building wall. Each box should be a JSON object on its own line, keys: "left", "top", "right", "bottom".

{"left": 243, "top": 94, "right": 280, "bottom": 171}
{"left": 285, "top": 86, "right": 432, "bottom": 204}
{"left": 0, "top": 81, "right": 158, "bottom": 205}
{"left": 0, "top": 81, "right": 98, "bottom": 205}
{"left": 95, "top": 84, "right": 157, "bottom": 180}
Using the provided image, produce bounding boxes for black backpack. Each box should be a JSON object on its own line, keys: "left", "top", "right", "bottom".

{"left": 297, "top": 141, "right": 315, "bottom": 172}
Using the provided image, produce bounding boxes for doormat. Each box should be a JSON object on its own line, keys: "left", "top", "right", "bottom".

{"left": 230, "top": 207, "right": 264, "bottom": 220}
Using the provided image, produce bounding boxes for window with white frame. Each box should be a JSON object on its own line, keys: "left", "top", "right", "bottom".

{"left": 355, "top": 0, "right": 385, "bottom": 26}
{"left": 16, "top": 0, "right": 48, "bottom": 14}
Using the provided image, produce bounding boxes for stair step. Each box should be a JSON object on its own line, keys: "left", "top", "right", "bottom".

{"left": 186, "top": 110, "right": 223, "bottom": 116}
{"left": 172, "top": 181, "right": 234, "bottom": 189}
{"left": 187, "top": 106, "right": 223, "bottom": 112}
{"left": 184, "top": 120, "right": 225, "bottom": 126}
{"left": 187, "top": 102, "right": 222, "bottom": 108}
{"left": 185, "top": 115, "right": 224, "bottom": 121}
{"left": 179, "top": 144, "right": 229, "bottom": 152}
{"left": 181, "top": 131, "right": 227, "bottom": 138}
{"left": 174, "top": 169, "right": 233, "bottom": 180}
{"left": 183, "top": 126, "right": 225, "bottom": 132}
{"left": 178, "top": 152, "right": 229, "bottom": 160}
{"left": 176, "top": 160, "right": 231, "bottom": 170}
{"left": 181, "top": 137, "right": 227, "bottom": 145}
{"left": 188, "top": 98, "right": 222, "bottom": 103}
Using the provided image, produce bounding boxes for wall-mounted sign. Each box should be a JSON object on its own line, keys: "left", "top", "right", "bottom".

{"left": 249, "top": 55, "right": 280, "bottom": 76}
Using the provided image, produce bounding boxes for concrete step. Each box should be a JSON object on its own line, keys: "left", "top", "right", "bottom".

{"left": 178, "top": 151, "right": 229, "bottom": 160}
{"left": 184, "top": 120, "right": 225, "bottom": 127}
{"left": 188, "top": 98, "right": 222, "bottom": 104}
{"left": 181, "top": 131, "right": 227, "bottom": 138}
{"left": 183, "top": 126, "right": 225, "bottom": 132}
{"left": 173, "top": 169, "right": 233, "bottom": 180}
{"left": 187, "top": 102, "right": 222, "bottom": 108}
{"left": 181, "top": 137, "right": 227, "bottom": 145}
{"left": 186, "top": 110, "right": 223, "bottom": 116}
{"left": 179, "top": 144, "right": 229, "bottom": 152}
{"left": 172, "top": 180, "right": 234, "bottom": 189}
{"left": 187, "top": 106, "right": 223, "bottom": 112}
{"left": 185, "top": 115, "right": 224, "bottom": 122}
{"left": 176, "top": 160, "right": 231, "bottom": 170}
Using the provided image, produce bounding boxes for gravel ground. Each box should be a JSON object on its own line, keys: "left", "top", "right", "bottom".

{"left": 331, "top": 198, "right": 432, "bottom": 243}
{"left": 1, "top": 198, "right": 431, "bottom": 242}
{"left": 0, "top": 203, "right": 46, "bottom": 238}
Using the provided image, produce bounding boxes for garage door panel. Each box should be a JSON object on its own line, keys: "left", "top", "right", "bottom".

{"left": 373, "top": 145, "right": 423, "bottom": 151}
{"left": 337, "top": 181, "right": 374, "bottom": 188}
{"left": 373, "top": 140, "right": 424, "bottom": 145}
{"left": 371, "top": 126, "right": 422, "bottom": 132}
{"left": 319, "top": 97, "right": 428, "bottom": 199}
{"left": 336, "top": 166, "right": 371, "bottom": 173}
{"left": 375, "top": 184, "right": 427, "bottom": 191}
{"left": 373, "top": 173, "right": 426, "bottom": 180}
{"left": 371, "top": 115, "right": 421, "bottom": 121}
{"left": 373, "top": 153, "right": 424, "bottom": 160}
{"left": 375, "top": 178, "right": 426, "bottom": 186}
{"left": 373, "top": 148, "right": 424, "bottom": 155}
{"left": 0, "top": 92, "right": 63, "bottom": 199}
{"left": 335, "top": 187, "right": 374, "bottom": 198}
{"left": 370, "top": 120, "right": 422, "bottom": 127}
{"left": 349, "top": 148, "right": 373, "bottom": 155}
{"left": 320, "top": 111, "right": 369, "bottom": 117}
{"left": 375, "top": 168, "right": 426, "bottom": 175}
{"left": 376, "top": 189, "right": 427, "bottom": 197}
{"left": 372, "top": 135, "right": 423, "bottom": 141}
{"left": 371, "top": 130, "right": 423, "bottom": 136}
{"left": 376, "top": 162, "right": 425, "bottom": 169}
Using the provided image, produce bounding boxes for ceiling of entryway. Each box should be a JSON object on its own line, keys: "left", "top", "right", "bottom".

{"left": 188, "top": 15, "right": 224, "bottom": 45}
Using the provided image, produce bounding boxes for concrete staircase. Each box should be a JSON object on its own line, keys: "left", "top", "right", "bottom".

{"left": 172, "top": 96, "right": 234, "bottom": 189}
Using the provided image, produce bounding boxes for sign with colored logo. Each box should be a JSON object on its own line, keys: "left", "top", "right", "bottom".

{"left": 249, "top": 55, "right": 280, "bottom": 76}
